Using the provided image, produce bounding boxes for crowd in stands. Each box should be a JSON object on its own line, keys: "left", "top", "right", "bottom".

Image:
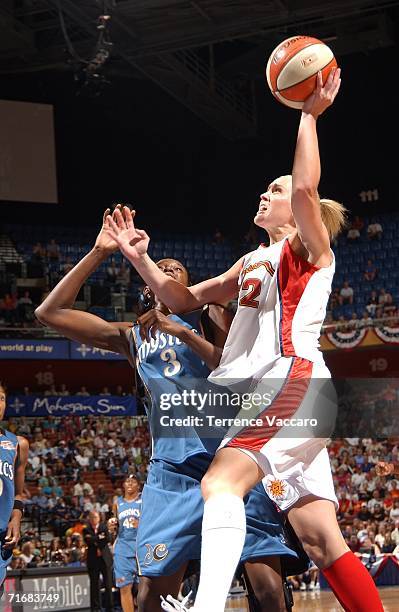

{"left": 6, "top": 413, "right": 149, "bottom": 571}
{"left": 0, "top": 213, "right": 398, "bottom": 333}
{"left": 1, "top": 213, "right": 399, "bottom": 591}
{"left": 4, "top": 392, "right": 399, "bottom": 589}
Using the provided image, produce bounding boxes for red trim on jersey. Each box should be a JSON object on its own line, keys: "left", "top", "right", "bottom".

{"left": 226, "top": 357, "right": 313, "bottom": 453}
{"left": 278, "top": 240, "right": 320, "bottom": 356}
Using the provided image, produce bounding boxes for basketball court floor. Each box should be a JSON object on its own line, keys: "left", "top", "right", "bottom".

{"left": 292, "top": 587, "right": 399, "bottom": 611}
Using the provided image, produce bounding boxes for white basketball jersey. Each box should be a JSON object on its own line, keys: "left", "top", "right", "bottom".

{"left": 211, "top": 236, "right": 335, "bottom": 381}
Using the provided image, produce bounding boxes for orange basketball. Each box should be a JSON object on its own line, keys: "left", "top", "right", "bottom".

{"left": 266, "top": 36, "right": 338, "bottom": 109}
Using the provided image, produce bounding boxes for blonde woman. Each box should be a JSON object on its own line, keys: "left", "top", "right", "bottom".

{"left": 106, "top": 68, "right": 383, "bottom": 612}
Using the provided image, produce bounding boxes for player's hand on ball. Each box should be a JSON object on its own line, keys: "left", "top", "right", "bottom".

{"left": 376, "top": 461, "right": 394, "bottom": 477}
{"left": 105, "top": 206, "right": 150, "bottom": 262}
{"left": 302, "top": 67, "right": 341, "bottom": 118}
{"left": 137, "top": 309, "right": 184, "bottom": 342}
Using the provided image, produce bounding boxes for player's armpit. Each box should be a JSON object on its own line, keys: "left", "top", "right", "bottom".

{"left": 188, "top": 258, "right": 242, "bottom": 310}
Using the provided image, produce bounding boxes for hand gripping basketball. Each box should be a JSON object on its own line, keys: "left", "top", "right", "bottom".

{"left": 302, "top": 67, "right": 341, "bottom": 118}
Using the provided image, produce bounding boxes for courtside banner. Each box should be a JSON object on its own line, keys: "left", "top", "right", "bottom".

{"left": 5, "top": 395, "right": 137, "bottom": 417}
{"left": 69, "top": 341, "right": 124, "bottom": 360}
{"left": 0, "top": 339, "right": 69, "bottom": 359}
{"left": 0, "top": 339, "right": 125, "bottom": 360}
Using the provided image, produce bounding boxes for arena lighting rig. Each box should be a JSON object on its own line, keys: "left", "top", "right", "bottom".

{"left": 56, "top": 0, "right": 114, "bottom": 95}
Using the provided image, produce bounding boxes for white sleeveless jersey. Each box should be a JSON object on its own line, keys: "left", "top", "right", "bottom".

{"left": 211, "top": 236, "right": 335, "bottom": 381}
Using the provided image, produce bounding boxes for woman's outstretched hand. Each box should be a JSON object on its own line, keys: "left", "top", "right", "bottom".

{"left": 104, "top": 206, "right": 150, "bottom": 262}
{"left": 302, "top": 67, "right": 341, "bottom": 118}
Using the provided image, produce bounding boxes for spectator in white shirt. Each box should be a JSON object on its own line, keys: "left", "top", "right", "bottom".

{"left": 347, "top": 227, "right": 360, "bottom": 241}
{"left": 339, "top": 281, "right": 354, "bottom": 305}
{"left": 389, "top": 501, "right": 399, "bottom": 522}
{"left": 368, "top": 490, "right": 382, "bottom": 511}
{"left": 367, "top": 221, "right": 383, "bottom": 240}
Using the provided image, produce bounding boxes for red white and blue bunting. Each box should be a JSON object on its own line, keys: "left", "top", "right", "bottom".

{"left": 374, "top": 325, "right": 399, "bottom": 344}
{"left": 326, "top": 328, "right": 367, "bottom": 349}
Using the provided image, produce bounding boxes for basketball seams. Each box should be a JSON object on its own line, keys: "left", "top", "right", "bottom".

{"left": 276, "top": 45, "right": 335, "bottom": 91}
{"left": 266, "top": 36, "right": 322, "bottom": 91}
{"left": 278, "top": 57, "right": 337, "bottom": 101}
{"left": 265, "top": 36, "right": 337, "bottom": 109}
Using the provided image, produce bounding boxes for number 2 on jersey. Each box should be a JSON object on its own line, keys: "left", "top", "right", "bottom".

{"left": 239, "top": 278, "right": 261, "bottom": 309}
{"left": 160, "top": 348, "right": 182, "bottom": 376}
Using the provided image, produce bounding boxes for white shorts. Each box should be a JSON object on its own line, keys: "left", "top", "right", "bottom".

{"left": 218, "top": 355, "right": 338, "bottom": 511}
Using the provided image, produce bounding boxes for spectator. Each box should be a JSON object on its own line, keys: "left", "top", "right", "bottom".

{"left": 347, "top": 226, "right": 360, "bottom": 241}
{"left": 83, "top": 511, "right": 114, "bottom": 612}
{"left": 116, "top": 261, "right": 130, "bottom": 291}
{"left": 382, "top": 534, "right": 396, "bottom": 554}
{"left": 392, "top": 520, "right": 399, "bottom": 545}
{"left": 363, "top": 260, "right": 377, "bottom": 282}
{"left": 379, "top": 291, "right": 396, "bottom": 316}
{"left": 366, "top": 291, "right": 379, "bottom": 316}
{"left": 44, "top": 385, "right": 58, "bottom": 397}
{"left": 106, "top": 258, "right": 119, "bottom": 284}
{"left": 31, "top": 242, "right": 46, "bottom": 262}
{"left": 351, "top": 215, "right": 364, "bottom": 231}
{"left": 20, "top": 541, "right": 35, "bottom": 566}
{"left": 0, "top": 293, "right": 16, "bottom": 325}
{"left": 47, "top": 239, "right": 60, "bottom": 261}
{"left": 357, "top": 502, "right": 371, "bottom": 521}
{"left": 359, "top": 310, "right": 373, "bottom": 328}
{"left": 58, "top": 383, "right": 70, "bottom": 396}
{"left": 76, "top": 386, "right": 90, "bottom": 397}
{"left": 339, "top": 281, "right": 354, "bottom": 305}
{"left": 73, "top": 477, "right": 93, "bottom": 498}
{"left": 348, "top": 313, "right": 359, "bottom": 329}
{"left": 17, "top": 290, "right": 34, "bottom": 322}
{"left": 100, "top": 386, "right": 111, "bottom": 396}
{"left": 329, "top": 288, "right": 340, "bottom": 311}
{"left": 212, "top": 228, "right": 224, "bottom": 244}
{"left": 378, "top": 288, "right": 392, "bottom": 306}
{"left": 367, "top": 220, "right": 383, "bottom": 240}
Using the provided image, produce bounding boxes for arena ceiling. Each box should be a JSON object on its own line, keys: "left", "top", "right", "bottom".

{"left": 2, "top": 0, "right": 399, "bottom": 138}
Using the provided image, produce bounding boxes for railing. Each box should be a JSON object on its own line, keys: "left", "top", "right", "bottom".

{"left": 174, "top": 48, "right": 254, "bottom": 121}
{"left": 321, "top": 314, "right": 399, "bottom": 334}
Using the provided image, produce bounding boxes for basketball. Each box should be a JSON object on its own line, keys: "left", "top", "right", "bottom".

{"left": 266, "top": 36, "right": 338, "bottom": 109}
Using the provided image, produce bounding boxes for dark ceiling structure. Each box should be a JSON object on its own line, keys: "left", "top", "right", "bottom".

{"left": 2, "top": 0, "right": 399, "bottom": 139}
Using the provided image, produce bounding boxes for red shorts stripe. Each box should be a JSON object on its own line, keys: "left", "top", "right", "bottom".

{"left": 226, "top": 357, "right": 314, "bottom": 453}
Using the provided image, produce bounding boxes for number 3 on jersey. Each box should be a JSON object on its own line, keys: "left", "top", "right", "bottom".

{"left": 160, "top": 348, "right": 182, "bottom": 376}
{"left": 239, "top": 278, "right": 261, "bottom": 309}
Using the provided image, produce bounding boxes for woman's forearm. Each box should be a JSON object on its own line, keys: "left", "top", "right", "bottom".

{"left": 177, "top": 327, "right": 223, "bottom": 371}
{"left": 133, "top": 254, "right": 202, "bottom": 312}
{"left": 292, "top": 112, "right": 320, "bottom": 193}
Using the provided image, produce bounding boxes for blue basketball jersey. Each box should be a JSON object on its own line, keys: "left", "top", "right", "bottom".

{"left": 131, "top": 310, "right": 222, "bottom": 463}
{"left": 0, "top": 430, "right": 18, "bottom": 570}
{"left": 114, "top": 495, "right": 142, "bottom": 557}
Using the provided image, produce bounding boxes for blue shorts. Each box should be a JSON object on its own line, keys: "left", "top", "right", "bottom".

{"left": 0, "top": 531, "right": 12, "bottom": 589}
{"left": 136, "top": 454, "right": 308, "bottom": 578}
{"left": 114, "top": 551, "right": 139, "bottom": 588}
{"left": 0, "top": 567, "right": 6, "bottom": 590}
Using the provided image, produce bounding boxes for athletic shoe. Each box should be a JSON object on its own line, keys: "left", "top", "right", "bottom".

{"left": 160, "top": 592, "right": 192, "bottom": 611}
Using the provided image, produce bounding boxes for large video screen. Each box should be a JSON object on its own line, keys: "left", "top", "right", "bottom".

{"left": 0, "top": 99, "right": 58, "bottom": 204}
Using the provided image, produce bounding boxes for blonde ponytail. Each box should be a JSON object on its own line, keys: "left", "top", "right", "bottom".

{"left": 320, "top": 198, "right": 348, "bottom": 241}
